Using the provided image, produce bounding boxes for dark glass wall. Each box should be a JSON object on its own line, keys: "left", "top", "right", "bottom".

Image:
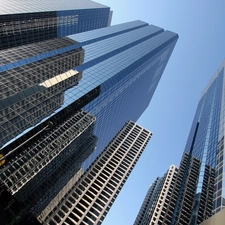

{"left": 0, "top": 0, "right": 110, "bottom": 49}
{"left": 175, "top": 62, "right": 225, "bottom": 224}
{"left": 0, "top": 21, "right": 178, "bottom": 224}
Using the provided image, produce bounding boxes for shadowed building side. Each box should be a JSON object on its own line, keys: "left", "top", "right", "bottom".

{"left": 39, "top": 121, "right": 152, "bottom": 225}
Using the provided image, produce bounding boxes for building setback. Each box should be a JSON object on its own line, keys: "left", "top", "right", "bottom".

{"left": 135, "top": 60, "right": 225, "bottom": 225}
{"left": 0, "top": 6, "right": 178, "bottom": 224}
{"left": 134, "top": 165, "right": 179, "bottom": 225}
{"left": 176, "top": 59, "right": 225, "bottom": 224}
{"left": 0, "top": 20, "right": 178, "bottom": 163}
{"left": 38, "top": 121, "right": 152, "bottom": 225}
{"left": 134, "top": 153, "right": 203, "bottom": 225}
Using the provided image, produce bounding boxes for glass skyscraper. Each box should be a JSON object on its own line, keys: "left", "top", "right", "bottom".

{"left": 0, "top": 5, "right": 178, "bottom": 224}
{"left": 134, "top": 59, "right": 225, "bottom": 225}
{"left": 180, "top": 59, "right": 225, "bottom": 224}
{"left": 0, "top": 20, "right": 178, "bottom": 165}
{"left": 0, "top": 0, "right": 111, "bottom": 49}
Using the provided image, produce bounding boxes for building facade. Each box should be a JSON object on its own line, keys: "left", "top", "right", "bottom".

{"left": 134, "top": 153, "right": 203, "bottom": 225}
{"left": 0, "top": 8, "right": 178, "bottom": 224}
{"left": 38, "top": 121, "right": 152, "bottom": 225}
{"left": 134, "top": 165, "right": 179, "bottom": 225}
{"left": 135, "top": 60, "right": 225, "bottom": 225}
{"left": 0, "top": 20, "right": 178, "bottom": 162}
{"left": 177, "top": 59, "right": 225, "bottom": 224}
{"left": 0, "top": 0, "right": 111, "bottom": 49}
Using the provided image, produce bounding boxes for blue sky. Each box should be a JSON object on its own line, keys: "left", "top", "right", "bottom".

{"left": 95, "top": 1, "right": 225, "bottom": 224}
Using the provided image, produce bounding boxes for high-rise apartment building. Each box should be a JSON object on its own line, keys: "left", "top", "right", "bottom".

{"left": 0, "top": 3, "right": 178, "bottom": 224}
{"left": 134, "top": 153, "right": 203, "bottom": 225}
{"left": 38, "top": 121, "right": 152, "bottom": 225}
{"left": 135, "top": 59, "right": 225, "bottom": 225}
{"left": 134, "top": 165, "right": 179, "bottom": 225}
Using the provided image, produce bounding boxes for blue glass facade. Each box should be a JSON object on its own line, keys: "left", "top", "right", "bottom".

{"left": 56, "top": 8, "right": 110, "bottom": 37}
{"left": 0, "top": 20, "right": 178, "bottom": 164}
{"left": 174, "top": 60, "right": 225, "bottom": 224}
{"left": 0, "top": 0, "right": 111, "bottom": 49}
{"left": 81, "top": 31, "right": 178, "bottom": 168}
{"left": 134, "top": 61, "right": 225, "bottom": 225}
{"left": 0, "top": 20, "right": 178, "bottom": 224}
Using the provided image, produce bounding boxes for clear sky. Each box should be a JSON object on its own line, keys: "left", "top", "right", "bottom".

{"left": 94, "top": 1, "right": 225, "bottom": 224}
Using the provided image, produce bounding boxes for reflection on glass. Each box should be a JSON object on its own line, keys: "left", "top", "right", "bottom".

{"left": 0, "top": 37, "right": 84, "bottom": 148}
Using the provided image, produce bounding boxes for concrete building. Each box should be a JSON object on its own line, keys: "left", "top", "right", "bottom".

{"left": 200, "top": 208, "right": 225, "bottom": 225}
{"left": 134, "top": 165, "right": 179, "bottom": 225}
{"left": 39, "top": 121, "right": 152, "bottom": 225}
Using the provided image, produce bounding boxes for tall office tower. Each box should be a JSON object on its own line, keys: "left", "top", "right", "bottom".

{"left": 173, "top": 59, "right": 225, "bottom": 224}
{"left": 0, "top": 0, "right": 111, "bottom": 49}
{"left": 0, "top": 0, "right": 112, "bottom": 147}
{"left": 38, "top": 121, "right": 152, "bottom": 225}
{"left": 67, "top": 21, "right": 178, "bottom": 169}
{"left": 0, "top": 20, "right": 178, "bottom": 224}
{"left": 135, "top": 60, "right": 225, "bottom": 225}
{"left": 0, "top": 20, "right": 178, "bottom": 158}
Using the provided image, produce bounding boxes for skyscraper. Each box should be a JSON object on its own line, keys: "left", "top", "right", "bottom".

{"left": 0, "top": 7, "right": 178, "bottom": 224}
{"left": 38, "top": 121, "right": 152, "bottom": 225}
{"left": 134, "top": 59, "right": 225, "bottom": 225}
{"left": 0, "top": 0, "right": 112, "bottom": 49}
{"left": 134, "top": 153, "right": 203, "bottom": 225}
{"left": 0, "top": 0, "right": 112, "bottom": 148}
{"left": 134, "top": 165, "right": 179, "bottom": 225}
{"left": 178, "top": 59, "right": 225, "bottom": 224}
{"left": 0, "top": 20, "right": 178, "bottom": 162}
